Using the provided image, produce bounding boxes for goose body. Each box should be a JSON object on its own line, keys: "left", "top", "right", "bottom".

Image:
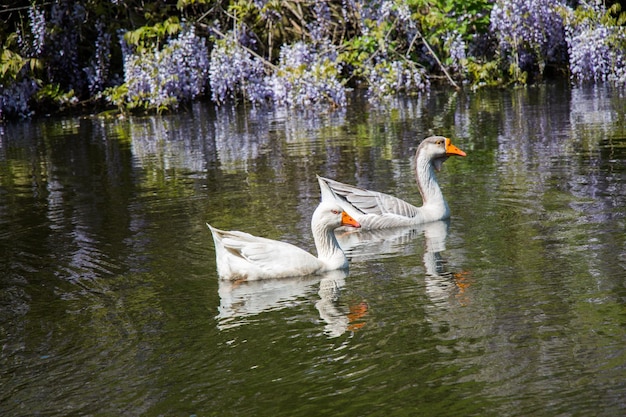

{"left": 207, "top": 202, "right": 361, "bottom": 280}
{"left": 318, "top": 136, "right": 466, "bottom": 229}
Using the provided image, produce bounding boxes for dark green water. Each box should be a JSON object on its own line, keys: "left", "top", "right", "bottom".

{"left": 1, "top": 84, "right": 625, "bottom": 416}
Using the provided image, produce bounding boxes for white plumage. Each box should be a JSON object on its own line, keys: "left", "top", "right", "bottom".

{"left": 208, "top": 202, "right": 360, "bottom": 280}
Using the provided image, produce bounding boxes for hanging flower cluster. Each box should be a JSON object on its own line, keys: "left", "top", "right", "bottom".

{"left": 121, "top": 25, "right": 210, "bottom": 110}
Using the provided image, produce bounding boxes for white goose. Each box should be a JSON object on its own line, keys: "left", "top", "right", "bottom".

{"left": 318, "top": 136, "right": 466, "bottom": 229}
{"left": 207, "top": 202, "right": 361, "bottom": 280}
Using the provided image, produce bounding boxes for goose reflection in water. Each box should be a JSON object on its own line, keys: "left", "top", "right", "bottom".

{"left": 335, "top": 219, "right": 472, "bottom": 305}
{"left": 419, "top": 220, "right": 472, "bottom": 306}
{"left": 215, "top": 220, "right": 470, "bottom": 335}
{"left": 216, "top": 269, "right": 367, "bottom": 337}
{"left": 316, "top": 269, "right": 368, "bottom": 338}
{"left": 216, "top": 274, "right": 320, "bottom": 330}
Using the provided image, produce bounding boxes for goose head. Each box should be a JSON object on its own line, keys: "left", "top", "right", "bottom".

{"left": 312, "top": 202, "right": 361, "bottom": 231}
{"left": 418, "top": 136, "right": 467, "bottom": 171}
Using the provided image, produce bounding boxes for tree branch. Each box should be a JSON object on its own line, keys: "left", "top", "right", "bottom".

{"left": 407, "top": 29, "right": 460, "bottom": 90}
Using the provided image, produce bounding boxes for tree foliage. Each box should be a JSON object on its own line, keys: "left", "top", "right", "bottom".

{"left": 0, "top": 0, "right": 624, "bottom": 120}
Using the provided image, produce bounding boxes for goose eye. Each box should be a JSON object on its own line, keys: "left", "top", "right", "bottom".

{"left": 435, "top": 139, "right": 443, "bottom": 145}
{"left": 331, "top": 209, "right": 340, "bottom": 215}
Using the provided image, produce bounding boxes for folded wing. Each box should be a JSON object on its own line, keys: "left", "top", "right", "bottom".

{"left": 210, "top": 226, "right": 322, "bottom": 278}
{"left": 318, "top": 176, "right": 420, "bottom": 218}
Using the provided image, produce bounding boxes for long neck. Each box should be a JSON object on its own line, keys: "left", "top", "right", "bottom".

{"left": 415, "top": 153, "right": 447, "bottom": 210}
{"left": 312, "top": 223, "right": 348, "bottom": 270}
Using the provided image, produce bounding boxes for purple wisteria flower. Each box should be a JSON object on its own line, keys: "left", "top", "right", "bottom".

{"left": 364, "top": 59, "right": 430, "bottom": 103}
{"left": 0, "top": 79, "right": 38, "bottom": 119}
{"left": 209, "top": 33, "right": 346, "bottom": 108}
{"left": 562, "top": 2, "right": 626, "bottom": 86}
{"left": 122, "top": 24, "right": 210, "bottom": 110}
{"left": 270, "top": 41, "right": 346, "bottom": 108}
{"left": 47, "top": 2, "right": 86, "bottom": 94}
{"left": 84, "top": 21, "right": 112, "bottom": 95}
{"left": 208, "top": 33, "right": 270, "bottom": 105}
{"left": 490, "top": 0, "right": 567, "bottom": 75}
{"left": 28, "top": 5, "right": 46, "bottom": 56}
{"left": 446, "top": 31, "right": 467, "bottom": 75}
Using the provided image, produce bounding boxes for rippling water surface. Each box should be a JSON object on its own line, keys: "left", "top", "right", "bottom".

{"left": 1, "top": 84, "right": 625, "bottom": 416}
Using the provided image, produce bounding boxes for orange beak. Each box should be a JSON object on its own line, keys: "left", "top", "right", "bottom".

{"left": 445, "top": 138, "right": 467, "bottom": 157}
{"left": 341, "top": 211, "right": 361, "bottom": 228}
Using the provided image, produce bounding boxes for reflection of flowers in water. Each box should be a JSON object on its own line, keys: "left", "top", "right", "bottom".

{"left": 488, "top": 83, "right": 623, "bottom": 251}
{"left": 495, "top": 84, "right": 618, "bottom": 172}
{"left": 119, "top": 97, "right": 447, "bottom": 187}
{"left": 125, "top": 103, "right": 348, "bottom": 175}
{"left": 213, "top": 106, "right": 347, "bottom": 172}
{"left": 569, "top": 84, "right": 618, "bottom": 138}
{"left": 212, "top": 107, "right": 267, "bottom": 172}
{"left": 126, "top": 110, "right": 214, "bottom": 173}
{"left": 495, "top": 84, "right": 608, "bottom": 173}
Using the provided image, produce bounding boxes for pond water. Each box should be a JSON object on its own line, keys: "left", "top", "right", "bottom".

{"left": 1, "top": 83, "right": 625, "bottom": 416}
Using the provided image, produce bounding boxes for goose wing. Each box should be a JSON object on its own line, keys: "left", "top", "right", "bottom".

{"left": 209, "top": 226, "right": 322, "bottom": 278}
{"left": 318, "top": 176, "right": 420, "bottom": 218}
